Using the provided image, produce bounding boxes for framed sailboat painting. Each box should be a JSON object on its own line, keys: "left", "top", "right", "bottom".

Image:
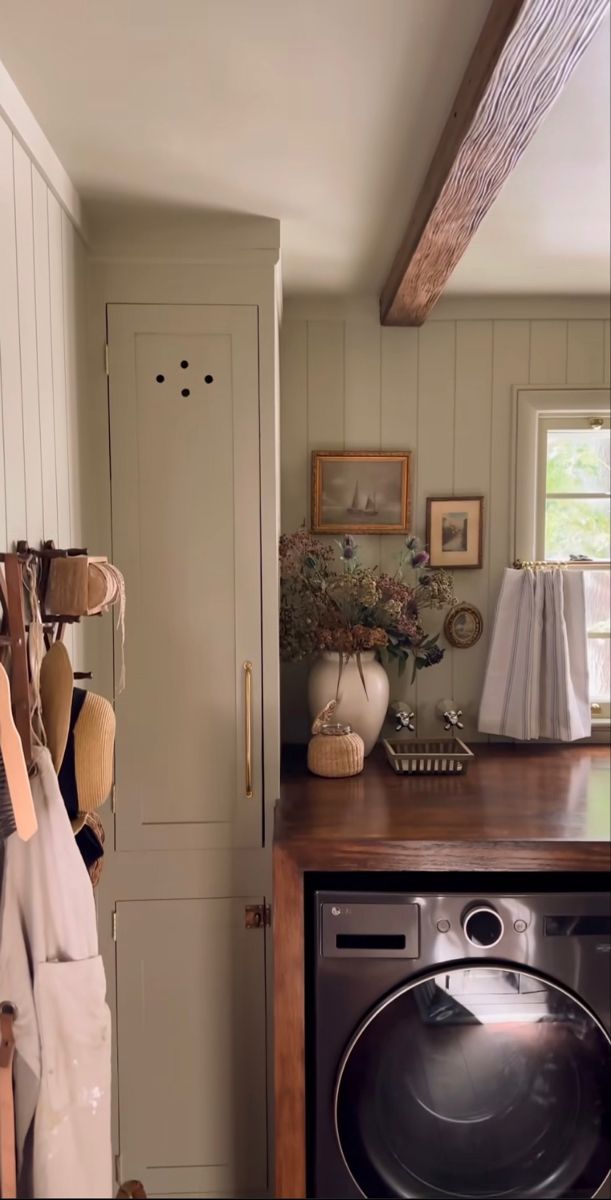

{"left": 311, "top": 451, "right": 411, "bottom": 534}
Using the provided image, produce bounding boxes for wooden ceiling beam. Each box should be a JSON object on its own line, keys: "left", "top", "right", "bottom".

{"left": 380, "top": 0, "right": 609, "bottom": 326}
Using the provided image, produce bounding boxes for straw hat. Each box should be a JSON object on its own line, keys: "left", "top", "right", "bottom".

{"left": 40, "top": 640, "right": 115, "bottom": 815}
{"left": 58, "top": 688, "right": 116, "bottom": 816}
{"left": 40, "top": 641, "right": 74, "bottom": 771}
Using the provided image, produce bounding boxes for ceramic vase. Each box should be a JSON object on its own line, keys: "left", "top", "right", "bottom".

{"left": 308, "top": 651, "right": 390, "bottom": 756}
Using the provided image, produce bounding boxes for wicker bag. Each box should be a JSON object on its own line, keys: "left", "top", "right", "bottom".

{"left": 307, "top": 701, "right": 364, "bottom": 778}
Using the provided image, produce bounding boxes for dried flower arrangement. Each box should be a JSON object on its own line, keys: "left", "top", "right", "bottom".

{"left": 279, "top": 528, "right": 456, "bottom": 688}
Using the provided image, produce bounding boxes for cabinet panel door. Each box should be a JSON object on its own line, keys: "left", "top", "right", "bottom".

{"left": 108, "top": 304, "right": 262, "bottom": 850}
{"left": 115, "top": 897, "right": 268, "bottom": 1197}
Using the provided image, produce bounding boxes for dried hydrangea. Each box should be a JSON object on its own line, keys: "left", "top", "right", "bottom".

{"left": 279, "top": 528, "right": 455, "bottom": 678}
{"left": 415, "top": 569, "right": 456, "bottom": 610}
{"left": 319, "top": 624, "right": 389, "bottom": 654}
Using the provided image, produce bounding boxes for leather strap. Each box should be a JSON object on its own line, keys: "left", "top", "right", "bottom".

{"left": 0, "top": 1004, "right": 16, "bottom": 1200}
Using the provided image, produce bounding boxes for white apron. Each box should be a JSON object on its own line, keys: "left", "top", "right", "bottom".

{"left": 0, "top": 747, "right": 112, "bottom": 1199}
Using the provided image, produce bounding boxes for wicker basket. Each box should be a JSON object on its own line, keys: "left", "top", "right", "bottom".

{"left": 307, "top": 701, "right": 364, "bottom": 777}
{"left": 308, "top": 729, "right": 364, "bottom": 777}
{"left": 383, "top": 737, "right": 473, "bottom": 776}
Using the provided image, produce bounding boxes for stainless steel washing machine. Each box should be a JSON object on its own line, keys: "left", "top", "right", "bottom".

{"left": 310, "top": 880, "right": 611, "bottom": 1199}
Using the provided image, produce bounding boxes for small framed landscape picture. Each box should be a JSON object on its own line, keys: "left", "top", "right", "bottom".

{"left": 426, "top": 496, "right": 484, "bottom": 568}
{"left": 311, "top": 451, "right": 411, "bottom": 535}
{"left": 444, "top": 602, "right": 484, "bottom": 648}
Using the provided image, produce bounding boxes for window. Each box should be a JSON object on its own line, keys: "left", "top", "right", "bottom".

{"left": 513, "top": 387, "right": 611, "bottom": 727}
{"left": 538, "top": 419, "right": 610, "bottom": 561}
{"left": 537, "top": 416, "right": 610, "bottom": 718}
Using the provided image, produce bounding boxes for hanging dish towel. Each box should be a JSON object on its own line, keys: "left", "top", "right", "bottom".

{"left": 478, "top": 567, "right": 591, "bottom": 742}
{"left": 0, "top": 747, "right": 112, "bottom": 1199}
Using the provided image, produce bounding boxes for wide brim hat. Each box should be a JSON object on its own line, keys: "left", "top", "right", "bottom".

{"left": 59, "top": 688, "right": 116, "bottom": 816}
{"left": 40, "top": 641, "right": 74, "bottom": 771}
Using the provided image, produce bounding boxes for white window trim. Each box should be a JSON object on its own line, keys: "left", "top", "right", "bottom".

{"left": 511, "top": 385, "right": 611, "bottom": 740}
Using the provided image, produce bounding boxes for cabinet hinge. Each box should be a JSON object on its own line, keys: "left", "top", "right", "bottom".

{"left": 112, "top": 909, "right": 117, "bottom": 942}
{"left": 245, "top": 903, "right": 271, "bottom": 930}
{"left": 114, "top": 1153, "right": 123, "bottom": 1186}
{"left": 104, "top": 343, "right": 110, "bottom": 377}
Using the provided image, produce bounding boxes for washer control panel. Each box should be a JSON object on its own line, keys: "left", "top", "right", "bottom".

{"left": 321, "top": 901, "right": 420, "bottom": 959}
{"left": 317, "top": 892, "right": 611, "bottom": 962}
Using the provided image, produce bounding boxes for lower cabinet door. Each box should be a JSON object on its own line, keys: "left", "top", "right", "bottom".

{"left": 115, "top": 897, "right": 268, "bottom": 1197}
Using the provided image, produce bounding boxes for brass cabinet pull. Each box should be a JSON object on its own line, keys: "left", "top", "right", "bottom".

{"left": 243, "top": 661, "right": 253, "bottom": 798}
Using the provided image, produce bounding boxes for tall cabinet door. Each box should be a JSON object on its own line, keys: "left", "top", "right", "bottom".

{"left": 107, "top": 304, "right": 262, "bottom": 851}
{"left": 115, "top": 897, "right": 268, "bottom": 1197}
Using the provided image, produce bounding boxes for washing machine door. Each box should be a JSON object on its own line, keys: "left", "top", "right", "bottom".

{"left": 335, "top": 966, "right": 610, "bottom": 1199}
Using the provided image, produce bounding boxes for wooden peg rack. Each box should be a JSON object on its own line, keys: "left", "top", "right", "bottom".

{"left": 15, "top": 540, "right": 88, "bottom": 631}
{"left": 0, "top": 552, "right": 32, "bottom": 764}
{"left": 0, "top": 540, "right": 103, "bottom": 763}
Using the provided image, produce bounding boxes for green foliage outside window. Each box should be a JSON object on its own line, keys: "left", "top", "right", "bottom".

{"left": 545, "top": 431, "right": 610, "bottom": 561}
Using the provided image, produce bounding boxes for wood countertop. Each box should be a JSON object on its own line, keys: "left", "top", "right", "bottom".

{"left": 277, "top": 742, "right": 610, "bottom": 870}
{"left": 273, "top": 743, "right": 610, "bottom": 1198}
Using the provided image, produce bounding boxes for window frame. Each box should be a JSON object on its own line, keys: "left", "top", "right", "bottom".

{"left": 535, "top": 414, "right": 610, "bottom": 561}
{"left": 512, "top": 386, "right": 611, "bottom": 731}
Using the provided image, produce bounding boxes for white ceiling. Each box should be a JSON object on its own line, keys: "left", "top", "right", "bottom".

{"left": 0, "top": 0, "right": 608, "bottom": 298}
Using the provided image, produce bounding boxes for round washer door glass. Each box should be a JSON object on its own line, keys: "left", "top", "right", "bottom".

{"left": 335, "top": 967, "right": 610, "bottom": 1199}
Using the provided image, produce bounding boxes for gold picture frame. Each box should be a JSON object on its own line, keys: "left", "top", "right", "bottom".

{"left": 426, "top": 496, "right": 484, "bottom": 568}
{"left": 311, "top": 451, "right": 411, "bottom": 535}
{"left": 444, "top": 602, "right": 484, "bottom": 649}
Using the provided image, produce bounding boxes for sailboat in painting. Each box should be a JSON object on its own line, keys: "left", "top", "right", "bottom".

{"left": 348, "top": 482, "right": 378, "bottom": 516}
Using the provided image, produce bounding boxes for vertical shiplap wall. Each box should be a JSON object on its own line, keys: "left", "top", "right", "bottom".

{"left": 0, "top": 114, "right": 86, "bottom": 662}
{"left": 280, "top": 302, "right": 611, "bottom": 741}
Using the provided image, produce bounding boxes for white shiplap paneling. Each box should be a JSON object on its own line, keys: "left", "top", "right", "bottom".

{"left": 280, "top": 307, "right": 610, "bottom": 741}
{"left": 415, "top": 322, "right": 455, "bottom": 733}
{"left": 62, "top": 211, "right": 83, "bottom": 548}
{"left": 344, "top": 318, "right": 381, "bottom": 449}
{"left": 0, "top": 111, "right": 85, "bottom": 664}
{"left": 13, "top": 139, "right": 44, "bottom": 543}
{"left": 280, "top": 320, "right": 308, "bottom": 532}
{"left": 452, "top": 321, "right": 493, "bottom": 732}
{"left": 307, "top": 320, "right": 344, "bottom": 462}
{"left": 32, "top": 164, "right": 59, "bottom": 542}
{"left": 566, "top": 319, "right": 605, "bottom": 384}
{"left": 344, "top": 318, "right": 381, "bottom": 569}
{"left": 379, "top": 326, "right": 418, "bottom": 580}
{"left": 488, "top": 321, "right": 530, "bottom": 606}
{"left": 529, "top": 320, "right": 567, "bottom": 384}
{"left": 0, "top": 59, "right": 83, "bottom": 234}
{"left": 0, "top": 120, "right": 27, "bottom": 544}
{"left": 47, "top": 191, "right": 72, "bottom": 549}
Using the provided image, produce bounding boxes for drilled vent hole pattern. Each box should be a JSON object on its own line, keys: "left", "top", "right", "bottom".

{"left": 153, "top": 365, "right": 214, "bottom": 392}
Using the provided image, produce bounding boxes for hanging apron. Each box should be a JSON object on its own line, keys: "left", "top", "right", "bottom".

{"left": 0, "top": 747, "right": 112, "bottom": 1199}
